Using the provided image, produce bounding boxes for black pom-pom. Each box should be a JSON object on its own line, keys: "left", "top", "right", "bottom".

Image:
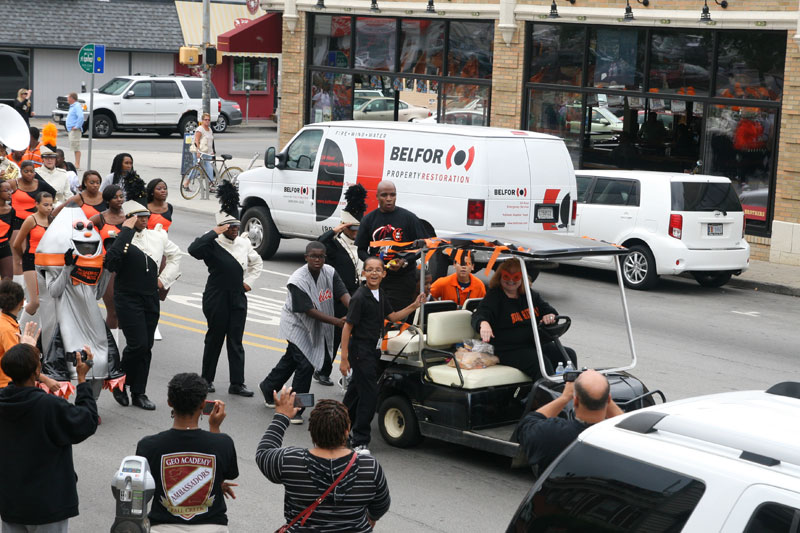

{"left": 344, "top": 184, "right": 367, "bottom": 221}
{"left": 216, "top": 180, "right": 240, "bottom": 219}
{"left": 123, "top": 171, "right": 146, "bottom": 204}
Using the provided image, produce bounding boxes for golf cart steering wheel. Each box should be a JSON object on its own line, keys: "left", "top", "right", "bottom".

{"left": 537, "top": 315, "right": 571, "bottom": 343}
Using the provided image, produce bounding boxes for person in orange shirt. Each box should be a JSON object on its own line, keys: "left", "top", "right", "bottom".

{"left": 430, "top": 251, "right": 486, "bottom": 306}
{"left": 20, "top": 127, "right": 43, "bottom": 168}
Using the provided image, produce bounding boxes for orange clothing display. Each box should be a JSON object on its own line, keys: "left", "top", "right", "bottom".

{"left": 430, "top": 272, "right": 486, "bottom": 306}
{"left": 0, "top": 312, "right": 20, "bottom": 388}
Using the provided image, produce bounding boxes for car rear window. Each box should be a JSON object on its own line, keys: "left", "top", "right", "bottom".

{"left": 181, "top": 79, "right": 220, "bottom": 99}
{"left": 671, "top": 181, "right": 742, "bottom": 212}
{"left": 508, "top": 442, "right": 706, "bottom": 532}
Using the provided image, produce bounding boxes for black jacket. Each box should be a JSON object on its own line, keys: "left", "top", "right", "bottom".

{"left": 471, "top": 287, "right": 557, "bottom": 354}
{"left": 105, "top": 226, "right": 160, "bottom": 295}
{"left": 188, "top": 231, "right": 246, "bottom": 294}
{"left": 318, "top": 229, "right": 359, "bottom": 294}
{"left": 0, "top": 382, "right": 98, "bottom": 524}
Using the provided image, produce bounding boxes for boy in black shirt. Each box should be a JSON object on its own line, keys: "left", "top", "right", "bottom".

{"left": 340, "top": 256, "right": 423, "bottom": 455}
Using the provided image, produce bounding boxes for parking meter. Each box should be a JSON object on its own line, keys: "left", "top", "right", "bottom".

{"left": 245, "top": 85, "right": 251, "bottom": 125}
{"left": 111, "top": 455, "right": 156, "bottom": 533}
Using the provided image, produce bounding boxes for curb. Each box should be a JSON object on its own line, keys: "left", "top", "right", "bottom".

{"left": 728, "top": 278, "right": 800, "bottom": 298}
{"left": 173, "top": 204, "right": 217, "bottom": 217}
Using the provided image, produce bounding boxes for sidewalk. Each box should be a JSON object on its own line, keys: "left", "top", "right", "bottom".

{"left": 728, "top": 259, "right": 800, "bottom": 297}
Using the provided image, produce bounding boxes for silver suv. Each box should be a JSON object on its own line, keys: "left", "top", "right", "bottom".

{"left": 507, "top": 382, "right": 800, "bottom": 532}
{"left": 52, "top": 75, "right": 221, "bottom": 138}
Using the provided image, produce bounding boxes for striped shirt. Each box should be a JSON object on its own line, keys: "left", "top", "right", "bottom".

{"left": 256, "top": 414, "right": 391, "bottom": 532}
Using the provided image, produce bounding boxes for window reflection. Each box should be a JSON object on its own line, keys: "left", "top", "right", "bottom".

{"left": 309, "top": 72, "right": 353, "bottom": 123}
{"left": 588, "top": 28, "right": 645, "bottom": 90}
{"left": 649, "top": 31, "right": 712, "bottom": 96}
{"left": 312, "top": 15, "right": 352, "bottom": 68}
{"left": 717, "top": 31, "right": 785, "bottom": 102}
{"left": 448, "top": 22, "right": 494, "bottom": 79}
{"left": 441, "top": 83, "right": 488, "bottom": 126}
{"left": 527, "top": 89, "right": 582, "bottom": 166}
{"left": 400, "top": 20, "right": 445, "bottom": 76}
{"left": 355, "top": 17, "right": 397, "bottom": 71}
{"left": 529, "top": 24, "right": 584, "bottom": 86}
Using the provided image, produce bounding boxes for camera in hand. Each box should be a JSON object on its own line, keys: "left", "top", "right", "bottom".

{"left": 66, "top": 349, "right": 93, "bottom": 368}
{"left": 564, "top": 370, "right": 581, "bottom": 382}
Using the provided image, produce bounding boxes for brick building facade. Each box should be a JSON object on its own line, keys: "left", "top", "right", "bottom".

{"left": 261, "top": 0, "right": 800, "bottom": 264}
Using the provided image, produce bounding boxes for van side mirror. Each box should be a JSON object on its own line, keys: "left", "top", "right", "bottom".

{"left": 265, "top": 147, "right": 276, "bottom": 169}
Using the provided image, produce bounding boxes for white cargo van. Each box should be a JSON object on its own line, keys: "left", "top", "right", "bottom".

{"left": 238, "top": 121, "right": 577, "bottom": 258}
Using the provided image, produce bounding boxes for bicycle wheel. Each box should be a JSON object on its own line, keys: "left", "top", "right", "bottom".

{"left": 220, "top": 166, "right": 243, "bottom": 188}
{"left": 180, "top": 165, "right": 204, "bottom": 200}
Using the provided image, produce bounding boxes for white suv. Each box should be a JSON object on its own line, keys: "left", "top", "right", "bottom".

{"left": 51, "top": 75, "right": 220, "bottom": 138}
{"left": 507, "top": 382, "right": 800, "bottom": 532}
{"left": 570, "top": 170, "right": 749, "bottom": 289}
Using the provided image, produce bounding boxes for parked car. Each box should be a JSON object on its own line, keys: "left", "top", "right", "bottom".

{"left": 354, "top": 89, "right": 384, "bottom": 99}
{"left": 213, "top": 98, "right": 242, "bottom": 133}
{"left": 567, "top": 105, "right": 624, "bottom": 140}
{"left": 353, "top": 97, "right": 431, "bottom": 122}
{"left": 569, "top": 170, "right": 749, "bottom": 290}
{"left": 507, "top": 382, "right": 800, "bottom": 532}
{"left": 416, "top": 109, "right": 487, "bottom": 126}
{"left": 51, "top": 75, "right": 221, "bottom": 138}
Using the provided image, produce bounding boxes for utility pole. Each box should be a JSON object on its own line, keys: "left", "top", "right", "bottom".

{"left": 202, "top": 0, "right": 210, "bottom": 115}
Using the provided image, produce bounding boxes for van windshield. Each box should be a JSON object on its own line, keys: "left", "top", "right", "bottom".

{"left": 671, "top": 182, "right": 742, "bottom": 212}
{"left": 98, "top": 78, "right": 132, "bottom": 95}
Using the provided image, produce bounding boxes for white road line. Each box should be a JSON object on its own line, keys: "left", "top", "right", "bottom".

{"left": 732, "top": 311, "right": 760, "bottom": 317}
{"left": 260, "top": 287, "right": 288, "bottom": 294}
{"left": 263, "top": 269, "right": 291, "bottom": 278}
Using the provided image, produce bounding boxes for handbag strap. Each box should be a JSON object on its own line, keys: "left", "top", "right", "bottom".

{"left": 285, "top": 452, "right": 358, "bottom": 530}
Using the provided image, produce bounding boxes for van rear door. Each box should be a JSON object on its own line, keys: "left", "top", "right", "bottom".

{"left": 670, "top": 178, "right": 745, "bottom": 250}
{"left": 524, "top": 139, "right": 576, "bottom": 232}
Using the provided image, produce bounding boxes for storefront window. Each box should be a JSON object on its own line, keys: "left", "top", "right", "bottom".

{"left": 231, "top": 57, "right": 269, "bottom": 92}
{"left": 716, "top": 31, "right": 785, "bottom": 102}
{"left": 529, "top": 24, "right": 584, "bottom": 86}
{"left": 355, "top": 17, "right": 397, "bottom": 71}
{"left": 441, "top": 83, "right": 488, "bottom": 126}
{"left": 703, "top": 105, "right": 776, "bottom": 225}
{"left": 400, "top": 20, "right": 445, "bottom": 75}
{"left": 649, "top": 30, "right": 712, "bottom": 96}
{"left": 0, "top": 48, "right": 30, "bottom": 104}
{"left": 448, "top": 21, "right": 493, "bottom": 79}
{"left": 588, "top": 27, "right": 645, "bottom": 91}
{"left": 312, "top": 15, "right": 352, "bottom": 68}
{"left": 527, "top": 89, "right": 582, "bottom": 165}
{"left": 309, "top": 71, "right": 353, "bottom": 123}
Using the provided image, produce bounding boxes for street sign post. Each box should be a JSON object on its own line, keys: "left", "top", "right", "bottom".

{"left": 78, "top": 43, "right": 104, "bottom": 170}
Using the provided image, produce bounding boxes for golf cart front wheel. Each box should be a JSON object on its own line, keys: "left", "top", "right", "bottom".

{"left": 378, "top": 395, "right": 421, "bottom": 448}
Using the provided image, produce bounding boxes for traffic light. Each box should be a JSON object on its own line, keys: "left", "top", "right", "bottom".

{"left": 206, "top": 46, "right": 218, "bottom": 66}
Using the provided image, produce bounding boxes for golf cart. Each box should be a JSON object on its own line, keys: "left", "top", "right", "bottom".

{"left": 375, "top": 231, "right": 665, "bottom": 466}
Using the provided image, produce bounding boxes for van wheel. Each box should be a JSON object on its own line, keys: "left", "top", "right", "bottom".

{"left": 692, "top": 271, "right": 732, "bottom": 288}
{"left": 378, "top": 396, "right": 421, "bottom": 448}
{"left": 241, "top": 207, "right": 280, "bottom": 259}
{"left": 92, "top": 114, "right": 113, "bottom": 138}
{"left": 622, "top": 245, "right": 658, "bottom": 290}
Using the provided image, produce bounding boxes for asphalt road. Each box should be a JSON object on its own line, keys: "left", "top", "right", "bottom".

{"left": 61, "top": 206, "right": 800, "bottom": 532}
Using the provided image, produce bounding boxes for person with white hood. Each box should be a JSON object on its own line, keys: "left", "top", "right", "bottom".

{"left": 38, "top": 146, "right": 72, "bottom": 205}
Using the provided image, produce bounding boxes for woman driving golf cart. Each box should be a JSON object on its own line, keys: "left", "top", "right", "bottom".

{"left": 471, "top": 259, "right": 577, "bottom": 380}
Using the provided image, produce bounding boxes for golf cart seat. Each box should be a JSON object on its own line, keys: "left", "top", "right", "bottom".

{"left": 462, "top": 298, "right": 483, "bottom": 312}
{"left": 383, "top": 301, "right": 461, "bottom": 356}
{"left": 424, "top": 310, "right": 532, "bottom": 389}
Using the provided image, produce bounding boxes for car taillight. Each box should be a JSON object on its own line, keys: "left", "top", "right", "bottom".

{"left": 669, "top": 214, "right": 683, "bottom": 240}
{"left": 218, "top": 101, "right": 222, "bottom": 112}
{"left": 742, "top": 218, "right": 746, "bottom": 238}
{"left": 467, "top": 199, "right": 485, "bottom": 226}
{"left": 233, "top": 103, "right": 241, "bottom": 110}
{"left": 427, "top": 110, "right": 432, "bottom": 117}
{"left": 571, "top": 200, "right": 577, "bottom": 225}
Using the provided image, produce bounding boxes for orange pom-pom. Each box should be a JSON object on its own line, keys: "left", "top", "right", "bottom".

{"left": 42, "top": 123, "right": 58, "bottom": 147}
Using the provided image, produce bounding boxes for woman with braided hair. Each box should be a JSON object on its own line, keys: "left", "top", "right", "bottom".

{"left": 256, "top": 390, "right": 391, "bottom": 532}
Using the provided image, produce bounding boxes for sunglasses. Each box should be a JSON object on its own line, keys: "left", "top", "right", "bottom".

{"left": 501, "top": 272, "right": 523, "bottom": 282}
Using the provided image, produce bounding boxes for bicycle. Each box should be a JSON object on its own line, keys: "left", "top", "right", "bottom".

{"left": 180, "top": 153, "right": 243, "bottom": 200}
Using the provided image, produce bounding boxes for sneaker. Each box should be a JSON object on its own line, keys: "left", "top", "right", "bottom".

{"left": 290, "top": 414, "right": 303, "bottom": 425}
{"left": 264, "top": 401, "right": 276, "bottom": 408}
{"left": 353, "top": 445, "right": 371, "bottom": 456}
{"left": 207, "top": 382, "right": 215, "bottom": 393}
{"left": 259, "top": 380, "right": 274, "bottom": 407}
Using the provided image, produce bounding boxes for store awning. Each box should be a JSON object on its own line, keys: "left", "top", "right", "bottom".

{"left": 218, "top": 13, "right": 281, "bottom": 54}
{"left": 174, "top": 0, "right": 268, "bottom": 47}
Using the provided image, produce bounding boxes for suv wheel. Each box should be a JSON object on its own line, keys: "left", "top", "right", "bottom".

{"left": 92, "top": 114, "right": 113, "bottom": 138}
{"left": 692, "top": 271, "right": 733, "bottom": 288}
{"left": 179, "top": 114, "right": 198, "bottom": 136}
{"left": 378, "top": 395, "right": 422, "bottom": 448}
{"left": 622, "top": 245, "right": 658, "bottom": 290}
{"left": 241, "top": 207, "right": 280, "bottom": 259}
{"left": 212, "top": 114, "right": 228, "bottom": 133}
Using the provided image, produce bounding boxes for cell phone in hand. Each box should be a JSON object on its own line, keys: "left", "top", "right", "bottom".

{"left": 564, "top": 370, "right": 581, "bottom": 383}
{"left": 294, "top": 393, "right": 315, "bottom": 408}
{"left": 202, "top": 400, "right": 216, "bottom": 415}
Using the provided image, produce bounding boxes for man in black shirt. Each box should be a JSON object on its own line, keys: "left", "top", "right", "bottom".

{"left": 354, "top": 180, "right": 428, "bottom": 312}
{"left": 516, "top": 370, "right": 623, "bottom": 474}
{"left": 340, "top": 256, "right": 423, "bottom": 455}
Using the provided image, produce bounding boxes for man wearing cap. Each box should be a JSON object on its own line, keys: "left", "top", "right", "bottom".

{"left": 313, "top": 184, "right": 366, "bottom": 387}
{"left": 38, "top": 146, "right": 72, "bottom": 205}
{"left": 105, "top": 200, "right": 181, "bottom": 410}
{"left": 188, "top": 187, "right": 262, "bottom": 397}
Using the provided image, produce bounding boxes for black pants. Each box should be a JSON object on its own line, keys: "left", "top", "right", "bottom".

{"left": 343, "top": 344, "right": 380, "bottom": 447}
{"left": 498, "top": 343, "right": 577, "bottom": 381}
{"left": 318, "top": 300, "right": 347, "bottom": 378}
{"left": 201, "top": 289, "right": 247, "bottom": 385}
{"left": 115, "top": 291, "right": 160, "bottom": 394}
{"left": 383, "top": 270, "right": 417, "bottom": 313}
{"left": 260, "top": 342, "right": 321, "bottom": 413}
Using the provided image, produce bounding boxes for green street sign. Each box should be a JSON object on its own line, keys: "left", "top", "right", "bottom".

{"left": 79, "top": 44, "right": 94, "bottom": 73}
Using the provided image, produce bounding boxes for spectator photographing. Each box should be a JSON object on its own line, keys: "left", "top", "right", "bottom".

{"left": 0, "top": 342, "right": 98, "bottom": 532}
{"left": 516, "top": 369, "right": 623, "bottom": 474}
{"left": 256, "top": 388, "right": 390, "bottom": 532}
{"left": 136, "top": 373, "right": 238, "bottom": 533}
